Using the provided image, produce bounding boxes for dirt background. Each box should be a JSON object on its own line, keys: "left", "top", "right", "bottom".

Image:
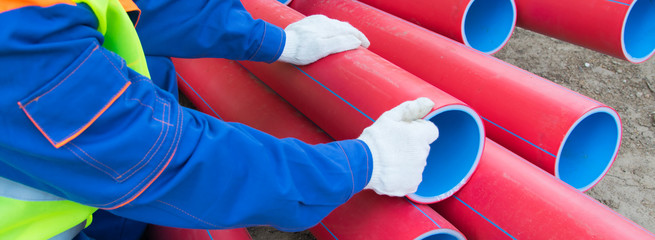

{"left": 247, "top": 27, "right": 655, "bottom": 239}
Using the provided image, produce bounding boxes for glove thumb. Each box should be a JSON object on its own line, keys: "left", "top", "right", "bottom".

{"left": 382, "top": 97, "right": 435, "bottom": 122}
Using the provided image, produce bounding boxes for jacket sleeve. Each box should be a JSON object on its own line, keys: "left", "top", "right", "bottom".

{"left": 0, "top": 3, "right": 371, "bottom": 231}
{"left": 132, "top": 0, "right": 285, "bottom": 62}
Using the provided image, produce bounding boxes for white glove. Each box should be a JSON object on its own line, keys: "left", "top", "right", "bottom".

{"left": 278, "top": 15, "right": 370, "bottom": 65}
{"left": 358, "top": 97, "right": 439, "bottom": 197}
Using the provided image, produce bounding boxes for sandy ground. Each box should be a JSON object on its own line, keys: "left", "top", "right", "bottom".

{"left": 247, "top": 27, "right": 655, "bottom": 239}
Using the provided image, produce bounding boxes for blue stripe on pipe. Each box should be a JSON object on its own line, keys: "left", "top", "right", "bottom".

{"left": 404, "top": 197, "right": 442, "bottom": 228}
{"left": 481, "top": 116, "right": 557, "bottom": 158}
{"left": 320, "top": 222, "right": 340, "bottom": 239}
{"left": 291, "top": 65, "right": 376, "bottom": 122}
{"left": 176, "top": 72, "right": 224, "bottom": 121}
{"left": 206, "top": 230, "right": 215, "bottom": 240}
{"left": 289, "top": 64, "right": 556, "bottom": 159}
{"left": 453, "top": 196, "right": 517, "bottom": 240}
{"left": 241, "top": 62, "right": 558, "bottom": 163}
{"left": 605, "top": 0, "right": 631, "bottom": 6}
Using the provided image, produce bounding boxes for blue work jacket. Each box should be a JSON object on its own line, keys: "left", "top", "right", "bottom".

{"left": 0, "top": 0, "right": 373, "bottom": 233}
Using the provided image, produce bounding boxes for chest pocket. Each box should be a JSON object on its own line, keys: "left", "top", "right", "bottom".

{"left": 18, "top": 42, "right": 131, "bottom": 149}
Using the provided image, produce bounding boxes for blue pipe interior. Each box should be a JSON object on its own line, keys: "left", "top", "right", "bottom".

{"left": 558, "top": 111, "right": 620, "bottom": 190}
{"left": 414, "top": 110, "right": 481, "bottom": 199}
{"left": 623, "top": 0, "right": 655, "bottom": 61}
{"left": 421, "top": 233, "right": 461, "bottom": 240}
{"left": 463, "top": 0, "right": 515, "bottom": 53}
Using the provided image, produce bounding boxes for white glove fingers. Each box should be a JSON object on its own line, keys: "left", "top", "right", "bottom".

{"left": 415, "top": 119, "right": 440, "bottom": 143}
{"left": 327, "top": 19, "right": 370, "bottom": 48}
{"left": 359, "top": 99, "right": 436, "bottom": 197}
{"left": 280, "top": 15, "right": 370, "bottom": 65}
{"left": 305, "top": 15, "right": 370, "bottom": 48}
{"left": 402, "top": 97, "right": 435, "bottom": 121}
{"left": 379, "top": 100, "right": 410, "bottom": 121}
{"left": 383, "top": 97, "right": 435, "bottom": 122}
{"left": 319, "top": 35, "right": 363, "bottom": 57}
{"left": 356, "top": 30, "right": 370, "bottom": 48}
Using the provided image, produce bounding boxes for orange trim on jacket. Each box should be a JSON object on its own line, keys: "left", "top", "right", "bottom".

{"left": 1, "top": 0, "right": 74, "bottom": 13}
{"left": 17, "top": 81, "right": 131, "bottom": 149}
{"left": 118, "top": 0, "right": 140, "bottom": 25}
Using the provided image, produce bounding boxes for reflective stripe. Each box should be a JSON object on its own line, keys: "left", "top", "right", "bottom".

{"left": 0, "top": 178, "right": 96, "bottom": 239}
{"left": 49, "top": 220, "right": 86, "bottom": 240}
{"left": 0, "top": 177, "right": 63, "bottom": 201}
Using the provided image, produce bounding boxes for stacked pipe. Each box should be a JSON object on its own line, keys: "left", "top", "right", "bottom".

{"left": 289, "top": 0, "right": 622, "bottom": 192}
{"left": 430, "top": 139, "right": 655, "bottom": 239}
{"left": 310, "top": 190, "right": 465, "bottom": 240}
{"left": 169, "top": 50, "right": 655, "bottom": 239}
{"left": 162, "top": 0, "right": 655, "bottom": 239}
{"left": 284, "top": 0, "right": 655, "bottom": 238}
{"left": 354, "top": 0, "right": 517, "bottom": 54}
{"left": 170, "top": 56, "right": 655, "bottom": 240}
{"left": 173, "top": 58, "right": 332, "bottom": 144}
{"left": 514, "top": 0, "right": 655, "bottom": 63}
{"left": 172, "top": 57, "right": 466, "bottom": 240}
{"left": 239, "top": 0, "right": 485, "bottom": 204}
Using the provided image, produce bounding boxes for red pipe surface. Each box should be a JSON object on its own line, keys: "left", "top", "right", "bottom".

{"left": 240, "top": 0, "right": 485, "bottom": 204}
{"left": 290, "top": 0, "right": 622, "bottom": 192}
{"left": 310, "top": 190, "right": 465, "bottom": 240}
{"left": 173, "top": 58, "right": 332, "bottom": 144}
{"left": 515, "top": 0, "right": 655, "bottom": 63}
{"left": 173, "top": 57, "right": 465, "bottom": 240}
{"left": 430, "top": 139, "right": 655, "bottom": 239}
{"left": 144, "top": 225, "right": 252, "bottom": 240}
{"left": 350, "top": 0, "right": 516, "bottom": 54}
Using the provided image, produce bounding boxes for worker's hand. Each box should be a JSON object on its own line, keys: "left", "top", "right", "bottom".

{"left": 358, "top": 97, "right": 439, "bottom": 197}
{"left": 278, "top": 15, "right": 370, "bottom": 65}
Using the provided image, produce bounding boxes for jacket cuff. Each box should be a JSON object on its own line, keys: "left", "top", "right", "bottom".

{"left": 337, "top": 139, "right": 374, "bottom": 196}
{"left": 248, "top": 22, "right": 285, "bottom": 63}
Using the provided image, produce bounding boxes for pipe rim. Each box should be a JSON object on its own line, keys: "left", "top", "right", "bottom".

{"left": 621, "top": 0, "right": 655, "bottom": 63}
{"left": 407, "top": 104, "right": 484, "bottom": 204}
{"left": 555, "top": 107, "right": 621, "bottom": 192}
{"left": 414, "top": 229, "right": 466, "bottom": 240}
{"left": 461, "top": 0, "right": 517, "bottom": 54}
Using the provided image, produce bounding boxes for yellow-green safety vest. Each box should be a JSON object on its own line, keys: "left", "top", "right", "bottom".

{"left": 0, "top": 0, "right": 150, "bottom": 238}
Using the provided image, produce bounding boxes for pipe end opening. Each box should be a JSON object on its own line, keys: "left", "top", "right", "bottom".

{"left": 622, "top": 0, "right": 655, "bottom": 63}
{"left": 408, "top": 105, "right": 484, "bottom": 203}
{"left": 415, "top": 229, "right": 466, "bottom": 240}
{"left": 462, "top": 0, "right": 517, "bottom": 54}
{"left": 556, "top": 108, "right": 621, "bottom": 191}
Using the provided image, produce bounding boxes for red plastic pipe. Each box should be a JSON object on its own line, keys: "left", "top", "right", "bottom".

{"left": 430, "top": 139, "right": 655, "bottom": 239}
{"left": 172, "top": 57, "right": 465, "bottom": 240}
{"left": 172, "top": 58, "right": 332, "bottom": 144}
{"left": 310, "top": 190, "right": 465, "bottom": 240}
{"left": 290, "top": 0, "right": 622, "bottom": 192}
{"left": 515, "top": 0, "right": 655, "bottom": 63}
{"left": 144, "top": 225, "right": 252, "bottom": 240}
{"left": 350, "top": 0, "right": 516, "bottom": 54}
{"left": 240, "top": 0, "right": 485, "bottom": 204}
